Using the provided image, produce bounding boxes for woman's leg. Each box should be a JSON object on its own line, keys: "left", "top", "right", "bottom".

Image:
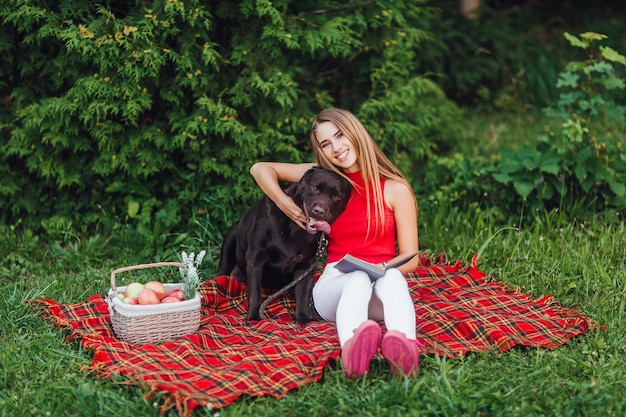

{"left": 371, "top": 268, "right": 416, "bottom": 338}
{"left": 313, "top": 265, "right": 374, "bottom": 346}
{"left": 312, "top": 263, "right": 348, "bottom": 322}
{"left": 372, "top": 268, "right": 423, "bottom": 376}
{"left": 313, "top": 266, "right": 381, "bottom": 378}
{"left": 335, "top": 270, "right": 374, "bottom": 346}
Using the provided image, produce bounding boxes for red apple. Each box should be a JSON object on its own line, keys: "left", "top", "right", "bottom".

{"left": 144, "top": 280, "right": 166, "bottom": 300}
{"left": 123, "top": 297, "right": 138, "bottom": 304}
{"left": 137, "top": 288, "right": 160, "bottom": 305}
{"left": 125, "top": 282, "right": 144, "bottom": 299}
{"left": 160, "top": 296, "right": 181, "bottom": 303}
{"left": 167, "top": 289, "right": 184, "bottom": 300}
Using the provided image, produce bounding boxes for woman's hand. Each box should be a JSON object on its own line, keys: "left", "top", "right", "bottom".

{"left": 275, "top": 194, "right": 307, "bottom": 230}
{"left": 250, "top": 161, "right": 316, "bottom": 230}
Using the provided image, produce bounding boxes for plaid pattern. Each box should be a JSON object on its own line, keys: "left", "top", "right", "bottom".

{"left": 32, "top": 255, "right": 595, "bottom": 415}
{"left": 409, "top": 255, "right": 595, "bottom": 357}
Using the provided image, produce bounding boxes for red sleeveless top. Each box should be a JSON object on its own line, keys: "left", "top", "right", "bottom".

{"left": 326, "top": 171, "right": 397, "bottom": 263}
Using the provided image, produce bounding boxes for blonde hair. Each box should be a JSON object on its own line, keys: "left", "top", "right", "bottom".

{"left": 310, "top": 108, "right": 415, "bottom": 237}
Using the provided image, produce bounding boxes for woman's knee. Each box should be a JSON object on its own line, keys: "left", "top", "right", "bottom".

{"left": 314, "top": 270, "right": 371, "bottom": 320}
{"left": 375, "top": 268, "right": 409, "bottom": 293}
{"left": 343, "top": 271, "right": 373, "bottom": 292}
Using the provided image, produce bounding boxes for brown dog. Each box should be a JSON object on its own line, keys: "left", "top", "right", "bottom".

{"left": 217, "top": 167, "right": 351, "bottom": 323}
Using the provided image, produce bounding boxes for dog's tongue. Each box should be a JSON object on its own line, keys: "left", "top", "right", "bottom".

{"left": 309, "top": 218, "right": 331, "bottom": 234}
{"left": 303, "top": 205, "right": 331, "bottom": 234}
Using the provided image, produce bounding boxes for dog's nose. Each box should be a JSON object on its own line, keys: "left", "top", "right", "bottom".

{"left": 311, "top": 206, "right": 327, "bottom": 218}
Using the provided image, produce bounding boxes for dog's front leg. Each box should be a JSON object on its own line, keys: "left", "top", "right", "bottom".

{"left": 293, "top": 270, "right": 316, "bottom": 324}
{"left": 245, "top": 262, "right": 264, "bottom": 322}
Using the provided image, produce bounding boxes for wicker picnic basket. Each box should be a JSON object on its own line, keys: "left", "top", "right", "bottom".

{"left": 107, "top": 262, "right": 201, "bottom": 345}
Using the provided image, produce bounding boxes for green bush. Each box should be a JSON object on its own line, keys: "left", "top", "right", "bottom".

{"left": 414, "top": 0, "right": 563, "bottom": 108}
{"left": 414, "top": 0, "right": 626, "bottom": 109}
{"left": 492, "top": 32, "right": 626, "bottom": 212}
{"left": 422, "top": 32, "right": 626, "bottom": 222}
{"left": 0, "top": 0, "right": 461, "bottom": 245}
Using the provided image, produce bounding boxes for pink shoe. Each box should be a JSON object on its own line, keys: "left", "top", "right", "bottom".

{"left": 381, "top": 330, "right": 424, "bottom": 377}
{"left": 341, "top": 320, "right": 382, "bottom": 379}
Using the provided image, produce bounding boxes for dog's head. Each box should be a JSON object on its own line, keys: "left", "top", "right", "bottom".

{"left": 290, "top": 166, "right": 351, "bottom": 235}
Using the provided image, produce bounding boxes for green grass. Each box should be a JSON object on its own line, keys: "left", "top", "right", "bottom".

{"left": 1, "top": 205, "right": 625, "bottom": 416}
{"left": 1, "top": 88, "right": 625, "bottom": 416}
{"left": 1, "top": 100, "right": 625, "bottom": 414}
{"left": 3, "top": 3, "right": 626, "bottom": 414}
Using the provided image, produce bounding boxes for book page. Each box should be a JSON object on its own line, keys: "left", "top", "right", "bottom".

{"left": 334, "top": 251, "right": 422, "bottom": 281}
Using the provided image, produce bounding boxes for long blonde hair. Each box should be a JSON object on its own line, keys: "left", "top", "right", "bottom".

{"left": 310, "top": 108, "right": 415, "bottom": 237}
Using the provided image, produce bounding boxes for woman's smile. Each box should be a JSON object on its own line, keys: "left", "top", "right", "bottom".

{"left": 315, "top": 121, "right": 359, "bottom": 172}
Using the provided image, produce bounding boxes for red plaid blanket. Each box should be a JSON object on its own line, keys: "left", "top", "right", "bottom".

{"left": 32, "top": 255, "right": 595, "bottom": 415}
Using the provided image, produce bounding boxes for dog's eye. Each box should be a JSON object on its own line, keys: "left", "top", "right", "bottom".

{"left": 311, "top": 185, "right": 320, "bottom": 193}
{"left": 332, "top": 194, "right": 343, "bottom": 202}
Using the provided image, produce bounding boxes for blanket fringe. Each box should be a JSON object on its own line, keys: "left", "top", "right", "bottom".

{"left": 28, "top": 299, "right": 87, "bottom": 344}
{"left": 157, "top": 389, "right": 192, "bottom": 416}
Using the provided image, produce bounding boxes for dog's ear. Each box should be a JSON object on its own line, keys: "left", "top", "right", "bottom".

{"left": 287, "top": 167, "right": 315, "bottom": 207}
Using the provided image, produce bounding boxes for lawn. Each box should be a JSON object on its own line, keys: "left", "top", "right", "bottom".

{"left": 2, "top": 1, "right": 625, "bottom": 414}
{"left": 1, "top": 182, "right": 624, "bottom": 416}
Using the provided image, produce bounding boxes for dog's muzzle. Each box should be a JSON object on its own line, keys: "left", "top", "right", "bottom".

{"left": 303, "top": 204, "right": 331, "bottom": 234}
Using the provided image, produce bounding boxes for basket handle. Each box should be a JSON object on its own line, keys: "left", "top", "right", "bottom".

{"left": 110, "top": 262, "right": 184, "bottom": 291}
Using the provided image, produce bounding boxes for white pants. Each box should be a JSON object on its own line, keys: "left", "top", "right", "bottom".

{"left": 312, "top": 262, "right": 417, "bottom": 347}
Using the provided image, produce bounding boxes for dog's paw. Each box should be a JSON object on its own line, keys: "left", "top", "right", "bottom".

{"left": 246, "top": 311, "right": 262, "bottom": 322}
{"left": 295, "top": 313, "right": 315, "bottom": 325}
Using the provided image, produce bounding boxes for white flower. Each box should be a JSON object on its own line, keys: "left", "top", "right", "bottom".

{"left": 195, "top": 250, "right": 206, "bottom": 267}
{"left": 179, "top": 250, "right": 206, "bottom": 299}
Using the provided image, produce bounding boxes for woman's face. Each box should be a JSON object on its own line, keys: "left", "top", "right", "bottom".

{"left": 314, "top": 121, "right": 359, "bottom": 172}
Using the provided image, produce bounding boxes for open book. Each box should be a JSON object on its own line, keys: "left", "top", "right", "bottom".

{"left": 333, "top": 251, "right": 421, "bottom": 281}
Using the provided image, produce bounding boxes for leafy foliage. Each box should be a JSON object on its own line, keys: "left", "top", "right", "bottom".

{"left": 420, "top": 32, "right": 626, "bottom": 222}
{"left": 414, "top": 0, "right": 563, "bottom": 108}
{"left": 491, "top": 32, "right": 626, "bottom": 212}
{"left": 414, "top": 0, "right": 626, "bottom": 109}
{"left": 0, "top": 0, "right": 460, "bottom": 246}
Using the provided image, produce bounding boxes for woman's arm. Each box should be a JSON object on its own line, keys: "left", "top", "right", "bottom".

{"left": 249, "top": 161, "right": 317, "bottom": 229}
{"left": 385, "top": 179, "right": 421, "bottom": 275}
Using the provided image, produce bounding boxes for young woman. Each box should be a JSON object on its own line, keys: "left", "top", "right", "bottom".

{"left": 250, "top": 108, "right": 423, "bottom": 378}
